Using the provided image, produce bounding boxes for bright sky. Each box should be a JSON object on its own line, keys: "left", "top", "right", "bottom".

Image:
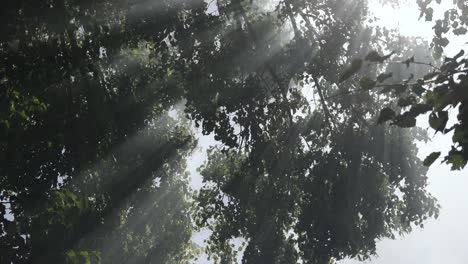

{"left": 191, "top": 1, "right": 468, "bottom": 263}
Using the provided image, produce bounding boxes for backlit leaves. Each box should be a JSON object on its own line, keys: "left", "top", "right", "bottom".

{"left": 453, "top": 27, "right": 467, "bottom": 35}
{"left": 429, "top": 111, "right": 448, "bottom": 133}
{"left": 423, "top": 152, "right": 441, "bottom": 167}
{"left": 453, "top": 125, "right": 468, "bottom": 144}
{"left": 446, "top": 149, "right": 468, "bottom": 170}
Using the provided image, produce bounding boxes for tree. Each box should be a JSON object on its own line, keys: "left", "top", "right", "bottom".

{"left": 0, "top": 0, "right": 204, "bottom": 262}
{"left": 0, "top": 0, "right": 460, "bottom": 263}
{"left": 191, "top": 0, "right": 438, "bottom": 263}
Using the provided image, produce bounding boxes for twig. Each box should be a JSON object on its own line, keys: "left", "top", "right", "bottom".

{"left": 313, "top": 77, "right": 332, "bottom": 131}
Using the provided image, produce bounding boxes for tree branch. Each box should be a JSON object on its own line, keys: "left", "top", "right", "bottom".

{"left": 313, "top": 77, "right": 332, "bottom": 131}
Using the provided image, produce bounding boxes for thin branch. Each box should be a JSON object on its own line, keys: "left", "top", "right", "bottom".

{"left": 302, "top": 135, "right": 312, "bottom": 151}
{"left": 407, "top": 61, "right": 440, "bottom": 70}
{"left": 324, "top": 80, "right": 432, "bottom": 100}
{"left": 297, "top": 9, "right": 319, "bottom": 41}
{"left": 373, "top": 60, "right": 441, "bottom": 70}
{"left": 325, "top": 68, "right": 468, "bottom": 101}
{"left": 313, "top": 77, "right": 332, "bottom": 131}
{"left": 324, "top": 88, "right": 363, "bottom": 100}
{"left": 283, "top": 0, "right": 300, "bottom": 38}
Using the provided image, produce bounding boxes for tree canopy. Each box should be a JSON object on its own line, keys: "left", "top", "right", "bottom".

{"left": 0, "top": 0, "right": 466, "bottom": 263}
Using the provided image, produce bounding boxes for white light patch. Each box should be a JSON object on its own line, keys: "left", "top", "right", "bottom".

{"left": 369, "top": 0, "right": 466, "bottom": 56}
{"left": 369, "top": 0, "right": 434, "bottom": 38}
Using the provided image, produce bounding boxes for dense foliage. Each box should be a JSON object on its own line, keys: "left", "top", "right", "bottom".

{"left": 0, "top": 1, "right": 200, "bottom": 263}
{"left": 0, "top": 0, "right": 466, "bottom": 263}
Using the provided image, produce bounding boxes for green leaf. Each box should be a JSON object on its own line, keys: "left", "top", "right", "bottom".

{"left": 365, "top": 51, "right": 383, "bottom": 62}
{"left": 80, "top": 251, "right": 91, "bottom": 264}
{"left": 393, "top": 113, "right": 416, "bottom": 128}
{"left": 377, "top": 72, "right": 393, "bottom": 83}
{"left": 425, "top": 7, "right": 433, "bottom": 21}
{"left": 359, "top": 77, "right": 376, "bottom": 89}
{"left": 65, "top": 250, "right": 79, "bottom": 264}
{"left": 423, "top": 71, "right": 439, "bottom": 80}
{"left": 31, "top": 96, "right": 40, "bottom": 105}
{"left": 438, "top": 37, "right": 450, "bottom": 47}
{"left": 377, "top": 108, "right": 396, "bottom": 124}
{"left": 411, "top": 84, "right": 425, "bottom": 96}
{"left": 453, "top": 125, "right": 468, "bottom": 144}
{"left": 409, "top": 103, "right": 432, "bottom": 116}
{"left": 9, "top": 101, "right": 15, "bottom": 113}
{"left": 18, "top": 110, "right": 28, "bottom": 120}
{"left": 423, "top": 152, "right": 441, "bottom": 167}
{"left": 2, "top": 120, "right": 10, "bottom": 129}
{"left": 429, "top": 111, "right": 448, "bottom": 133}
{"left": 448, "top": 152, "right": 467, "bottom": 170}
{"left": 365, "top": 50, "right": 395, "bottom": 62}
{"left": 339, "top": 58, "right": 363, "bottom": 83}
{"left": 397, "top": 96, "right": 416, "bottom": 107}
{"left": 453, "top": 27, "right": 467, "bottom": 35}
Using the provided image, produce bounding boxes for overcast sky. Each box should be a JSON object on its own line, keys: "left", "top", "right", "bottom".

{"left": 190, "top": 1, "right": 468, "bottom": 263}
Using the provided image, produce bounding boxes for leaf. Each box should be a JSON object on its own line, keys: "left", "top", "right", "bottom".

{"left": 339, "top": 58, "right": 363, "bottom": 83}
{"left": 365, "top": 50, "right": 395, "bottom": 62}
{"left": 423, "top": 152, "right": 441, "bottom": 167}
{"left": 397, "top": 96, "right": 417, "bottom": 107}
{"left": 80, "top": 251, "right": 91, "bottom": 264}
{"left": 433, "top": 20, "right": 445, "bottom": 37}
{"left": 393, "top": 113, "right": 416, "bottom": 128}
{"left": 394, "top": 84, "right": 408, "bottom": 95}
{"left": 438, "top": 37, "right": 450, "bottom": 47}
{"left": 380, "top": 86, "right": 393, "bottom": 93}
{"left": 426, "top": 87, "right": 450, "bottom": 111}
{"left": 18, "top": 110, "right": 28, "bottom": 120}
{"left": 359, "top": 77, "right": 376, "bottom": 89}
{"left": 423, "top": 71, "right": 439, "bottom": 80}
{"left": 365, "top": 51, "right": 382, "bottom": 62}
{"left": 429, "top": 111, "right": 448, "bottom": 133}
{"left": 377, "top": 72, "right": 393, "bottom": 83}
{"left": 377, "top": 108, "right": 396, "bottom": 124}
{"left": 448, "top": 152, "right": 467, "bottom": 170}
{"left": 425, "top": 7, "right": 433, "bottom": 21}
{"left": 453, "top": 27, "right": 467, "bottom": 35}
{"left": 411, "top": 84, "right": 425, "bottom": 96}
{"left": 453, "top": 125, "right": 468, "bottom": 144}
{"left": 409, "top": 103, "right": 432, "bottom": 116}
{"left": 31, "top": 96, "right": 40, "bottom": 105}
{"left": 381, "top": 51, "right": 396, "bottom": 61}
{"left": 2, "top": 120, "right": 10, "bottom": 129}
{"left": 453, "top": 49, "right": 465, "bottom": 60}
